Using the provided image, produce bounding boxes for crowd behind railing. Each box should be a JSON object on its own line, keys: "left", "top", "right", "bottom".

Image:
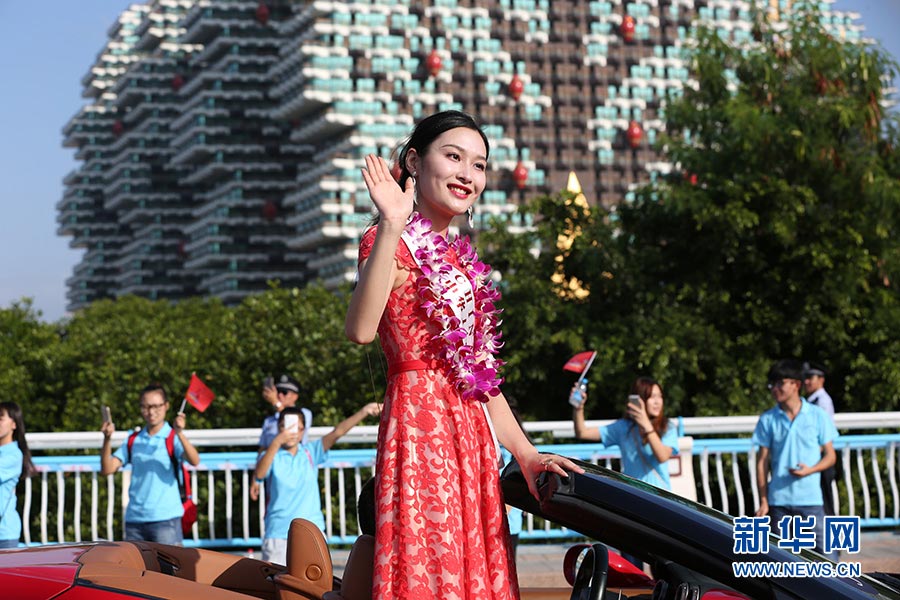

{"left": 17, "top": 412, "right": 900, "bottom": 549}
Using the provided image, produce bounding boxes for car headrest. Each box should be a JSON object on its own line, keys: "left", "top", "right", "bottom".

{"left": 323, "top": 534, "right": 374, "bottom": 600}
{"left": 281, "top": 518, "right": 333, "bottom": 599}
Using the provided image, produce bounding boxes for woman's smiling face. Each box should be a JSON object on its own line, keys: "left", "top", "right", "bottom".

{"left": 406, "top": 127, "right": 487, "bottom": 226}
{"left": 0, "top": 409, "right": 16, "bottom": 445}
{"left": 645, "top": 385, "right": 664, "bottom": 418}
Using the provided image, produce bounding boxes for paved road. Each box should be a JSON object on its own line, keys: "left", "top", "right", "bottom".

{"left": 332, "top": 530, "right": 900, "bottom": 588}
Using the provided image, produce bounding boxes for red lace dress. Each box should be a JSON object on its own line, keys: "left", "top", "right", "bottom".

{"left": 359, "top": 227, "right": 519, "bottom": 600}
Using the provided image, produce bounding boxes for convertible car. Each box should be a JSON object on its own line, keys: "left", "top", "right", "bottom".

{"left": 2, "top": 458, "right": 899, "bottom": 600}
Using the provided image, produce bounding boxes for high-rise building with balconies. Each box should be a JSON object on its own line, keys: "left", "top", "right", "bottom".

{"left": 59, "top": 0, "right": 865, "bottom": 311}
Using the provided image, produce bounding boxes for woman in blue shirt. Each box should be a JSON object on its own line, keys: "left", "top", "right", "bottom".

{"left": 0, "top": 402, "right": 36, "bottom": 549}
{"left": 572, "top": 377, "right": 678, "bottom": 568}
{"left": 572, "top": 376, "right": 677, "bottom": 487}
{"left": 100, "top": 384, "right": 201, "bottom": 545}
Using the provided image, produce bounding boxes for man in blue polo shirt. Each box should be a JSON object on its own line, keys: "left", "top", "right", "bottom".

{"left": 753, "top": 360, "right": 838, "bottom": 559}
{"left": 100, "top": 383, "right": 201, "bottom": 545}
{"left": 255, "top": 402, "right": 380, "bottom": 565}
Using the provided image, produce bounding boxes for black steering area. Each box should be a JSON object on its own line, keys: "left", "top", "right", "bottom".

{"left": 569, "top": 543, "right": 609, "bottom": 600}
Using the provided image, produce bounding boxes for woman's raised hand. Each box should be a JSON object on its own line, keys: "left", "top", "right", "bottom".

{"left": 361, "top": 154, "right": 415, "bottom": 223}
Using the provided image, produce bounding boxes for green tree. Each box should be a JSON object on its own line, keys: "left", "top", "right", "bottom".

{"left": 2, "top": 283, "right": 379, "bottom": 433}
{"left": 627, "top": 8, "right": 900, "bottom": 414}
{"left": 484, "top": 7, "right": 900, "bottom": 420}
{"left": 0, "top": 300, "right": 63, "bottom": 428}
{"left": 229, "top": 284, "right": 381, "bottom": 425}
{"left": 55, "top": 295, "right": 236, "bottom": 431}
{"left": 481, "top": 193, "right": 633, "bottom": 420}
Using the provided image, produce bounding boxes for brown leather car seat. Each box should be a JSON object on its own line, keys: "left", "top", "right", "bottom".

{"left": 323, "top": 534, "right": 374, "bottom": 600}
{"left": 273, "top": 518, "right": 334, "bottom": 600}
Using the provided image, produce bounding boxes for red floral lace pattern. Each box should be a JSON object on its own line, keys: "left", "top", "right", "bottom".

{"left": 358, "top": 227, "right": 518, "bottom": 599}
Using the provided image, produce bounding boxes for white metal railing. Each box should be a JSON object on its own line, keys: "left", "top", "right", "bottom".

{"left": 27, "top": 450, "right": 376, "bottom": 548}
{"left": 690, "top": 436, "right": 900, "bottom": 527}
{"left": 26, "top": 411, "right": 900, "bottom": 449}
{"left": 19, "top": 413, "right": 900, "bottom": 548}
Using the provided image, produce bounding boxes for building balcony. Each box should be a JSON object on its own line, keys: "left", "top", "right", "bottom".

{"left": 115, "top": 281, "right": 186, "bottom": 298}
{"left": 183, "top": 243, "right": 279, "bottom": 271}
{"left": 306, "top": 247, "right": 358, "bottom": 272}
{"left": 269, "top": 90, "right": 331, "bottom": 122}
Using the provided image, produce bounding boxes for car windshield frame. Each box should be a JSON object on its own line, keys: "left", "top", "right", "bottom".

{"left": 501, "top": 458, "right": 900, "bottom": 600}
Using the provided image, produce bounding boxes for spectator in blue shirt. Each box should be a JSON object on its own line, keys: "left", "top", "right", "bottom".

{"left": 572, "top": 376, "right": 678, "bottom": 488}
{"left": 753, "top": 360, "right": 838, "bottom": 559}
{"left": 255, "top": 402, "right": 381, "bottom": 565}
{"left": 0, "top": 402, "right": 36, "bottom": 549}
{"left": 250, "top": 374, "right": 313, "bottom": 502}
{"left": 100, "top": 384, "right": 201, "bottom": 545}
{"left": 572, "top": 376, "right": 678, "bottom": 569}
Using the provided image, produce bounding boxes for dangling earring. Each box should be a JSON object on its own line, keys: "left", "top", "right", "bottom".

{"left": 467, "top": 206, "right": 475, "bottom": 229}
{"left": 410, "top": 175, "right": 418, "bottom": 206}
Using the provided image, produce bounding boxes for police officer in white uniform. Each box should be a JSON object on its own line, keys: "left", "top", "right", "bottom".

{"left": 803, "top": 362, "right": 835, "bottom": 419}
{"left": 803, "top": 361, "right": 837, "bottom": 515}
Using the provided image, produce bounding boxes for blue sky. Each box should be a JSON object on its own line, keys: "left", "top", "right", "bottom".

{"left": 1, "top": 1, "right": 898, "bottom": 323}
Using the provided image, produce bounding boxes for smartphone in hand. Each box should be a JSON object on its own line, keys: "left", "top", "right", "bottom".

{"left": 626, "top": 395, "right": 641, "bottom": 418}
{"left": 568, "top": 379, "right": 588, "bottom": 407}
{"left": 284, "top": 413, "right": 300, "bottom": 433}
{"left": 101, "top": 405, "right": 112, "bottom": 424}
{"left": 263, "top": 376, "right": 274, "bottom": 389}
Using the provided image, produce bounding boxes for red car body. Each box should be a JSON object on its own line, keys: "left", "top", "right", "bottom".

{"left": 0, "top": 541, "right": 284, "bottom": 600}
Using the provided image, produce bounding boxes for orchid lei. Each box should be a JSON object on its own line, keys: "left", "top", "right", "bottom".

{"left": 405, "top": 212, "right": 504, "bottom": 403}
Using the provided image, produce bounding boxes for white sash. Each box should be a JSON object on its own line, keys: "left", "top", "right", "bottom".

{"left": 400, "top": 231, "right": 475, "bottom": 341}
{"left": 399, "top": 231, "right": 503, "bottom": 464}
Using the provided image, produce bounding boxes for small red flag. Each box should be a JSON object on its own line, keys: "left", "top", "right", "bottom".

{"left": 184, "top": 373, "right": 215, "bottom": 412}
{"left": 563, "top": 351, "right": 597, "bottom": 373}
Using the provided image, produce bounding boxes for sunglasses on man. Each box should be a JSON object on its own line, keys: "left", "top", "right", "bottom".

{"left": 766, "top": 379, "right": 798, "bottom": 390}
